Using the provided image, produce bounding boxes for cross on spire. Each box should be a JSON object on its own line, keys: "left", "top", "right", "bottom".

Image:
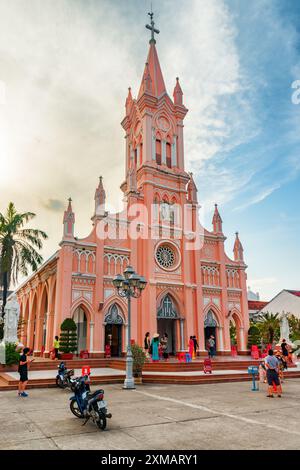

{"left": 146, "top": 10, "right": 160, "bottom": 44}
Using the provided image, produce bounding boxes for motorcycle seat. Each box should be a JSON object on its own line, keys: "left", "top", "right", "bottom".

{"left": 88, "top": 389, "right": 104, "bottom": 399}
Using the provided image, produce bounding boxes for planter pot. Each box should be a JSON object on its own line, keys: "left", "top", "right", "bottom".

{"left": 134, "top": 376, "right": 143, "bottom": 385}
{"left": 60, "top": 353, "right": 74, "bottom": 360}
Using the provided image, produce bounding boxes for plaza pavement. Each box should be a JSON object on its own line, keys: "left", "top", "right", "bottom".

{"left": 0, "top": 379, "right": 300, "bottom": 450}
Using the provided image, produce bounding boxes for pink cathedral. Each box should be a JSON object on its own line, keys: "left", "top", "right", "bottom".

{"left": 15, "top": 17, "right": 249, "bottom": 357}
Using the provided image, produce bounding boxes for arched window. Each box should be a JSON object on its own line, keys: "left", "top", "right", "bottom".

{"left": 204, "top": 310, "right": 218, "bottom": 327}
{"left": 157, "top": 295, "right": 178, "bottom": 319}
{"left": 166, "top": 136, "right": 172, "bottom": 168}
{"left": 156, "top": 138, "right": 161, "bottom": 165}
{"left": 105, "top": 304, "right": 124, "bottom": 324}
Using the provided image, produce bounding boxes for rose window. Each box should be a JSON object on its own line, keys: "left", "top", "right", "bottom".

{"left": 156, "top": 245, "right": 175, "bottom": 269}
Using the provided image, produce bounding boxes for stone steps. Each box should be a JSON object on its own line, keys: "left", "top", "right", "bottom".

{"left": 1, "top": 368, "right": 299, "bottom": 390}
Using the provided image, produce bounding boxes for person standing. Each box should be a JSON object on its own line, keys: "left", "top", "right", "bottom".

{"left": 208, "top": 335, "right": 216, "bottom": 359}
{"left": 275, "top": 350, "right": 285, "bottom": 383}
{"left": 281, "top": 339, "right": 289, "bottom": 365}
{"left": 265, "top": 349, "right": 282, "bottom": 398}
{"left": 18, "top": 347, "right": 34, "bottom": 397}
{"left": 188, "top": 336, "right": 194, "bottom": 360}
{"left": 151, "top": 333, "right": 160, "bottom": 362}
{"left": 144, "top": 332, "right": 151, "bottom": 359}
{"left": 53, "top": 336, "right": 60, "bottom": 359}
{"left": 192, "top": 336, "right": 198, "bottom": 358}
{"left": 160, "top": 333, "right": 169, "bottom": 361}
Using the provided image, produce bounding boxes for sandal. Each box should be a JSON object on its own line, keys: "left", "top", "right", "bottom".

{"left": 266, "top": 395, "right": 274, "bottom": 398}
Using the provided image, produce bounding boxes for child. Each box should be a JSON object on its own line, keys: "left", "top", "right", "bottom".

{"left": 275, "top": 351, "right": 285, "bottom": 383}
{"left": 158, "top": 343, "right": 163, "bottom": 360}
{"left": 259, "top": 361, "right": 267, "bottom": 383}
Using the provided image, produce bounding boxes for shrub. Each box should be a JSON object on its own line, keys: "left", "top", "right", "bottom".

{"left": 131, "top": 343, "right": 146, "bottom": 377}
{"left": 59, "top": 318, "right": 77, "bottom": 354}
{"left": 248, "top": 324, "right": 261, "bottom": 348}
{"left": 230, "top": 321, "right": 237, "bottom": 346}
{"left": 4, "top": 342, "right": 20, "bottom": 366}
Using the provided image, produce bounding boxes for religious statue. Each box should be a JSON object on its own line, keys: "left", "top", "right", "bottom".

{"left": 3, "top": 294, "right": 20, "bottom": 344}
{"left": 160, "top": 202, "right": 171, "bottom": 221}
{"left": 280, "top": 312, "right": 290, "bottom": 344}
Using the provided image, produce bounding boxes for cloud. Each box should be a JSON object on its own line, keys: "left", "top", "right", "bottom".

{"left": 41, "top": 198, "right": 65, "bottom": 212}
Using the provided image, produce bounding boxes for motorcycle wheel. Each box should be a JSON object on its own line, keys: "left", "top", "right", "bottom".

{"left": 70, "top": 399, "right": 84, "bottom": 418}
{"left": 96, "top": 411, "right": 107, "bottom": 430}
{"left": 56, "top": 376, "right": 64, "bottom": 388}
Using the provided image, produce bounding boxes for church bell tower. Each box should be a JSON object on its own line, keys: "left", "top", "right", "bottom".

{"left": 121, "top": 12, "right": 190, "bottom": 198}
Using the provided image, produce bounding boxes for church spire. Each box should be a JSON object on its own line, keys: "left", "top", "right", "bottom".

{"left": 173, "top": 77, "right": 183, "bottom": 105}
{"left": 138, "top": 12, "right": 166, "bottom": 99}
{"left": 93, "top": 176, "right": 106, "bottom": 220}
{"left": 125, "top": 87, "right": 133, "bottom": 116}
{"left": 63, "top": 197, "right": 75, "bottom": 240}
{"left": 233, "top": 232, "right": 244, "bottom": 262}
{"left": 212, "top": 204, "right": 223, "bottom": 234}
{"left": 187, "top": 173, "right": 198, "bottom": 204}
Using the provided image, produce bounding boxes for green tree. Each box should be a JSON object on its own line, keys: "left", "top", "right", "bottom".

{"left": 0, "top": 202, "right": 47, "bottom": 315}
{"left": 59, "top": 318, "right": 78, "bottom": 354}
{"left": 230, "top": 321, "right": 237, "bottom": 346}
{"left": 247, "top": 323, "right": 261, "bottom": 348}
{"left": 257, "top": 312, "right": 280, "bottom": 345}
{"left": 288, "top": 314, "right": 300, "bottom": 342}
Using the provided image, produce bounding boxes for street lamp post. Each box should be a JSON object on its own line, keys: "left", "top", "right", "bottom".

{"left": 113, "top": 266, "right": 147, "bottom": 389}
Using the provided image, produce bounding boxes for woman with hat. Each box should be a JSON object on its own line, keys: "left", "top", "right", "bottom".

{"left": 151, "top": 333, "right": 160, "bottom": 362}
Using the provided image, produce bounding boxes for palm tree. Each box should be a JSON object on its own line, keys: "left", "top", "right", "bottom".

{"left": 257, "top": 312, "right": 280, "bottom": 345}
{"left": 0, "top": 202, "right": 48, "bottom": 315}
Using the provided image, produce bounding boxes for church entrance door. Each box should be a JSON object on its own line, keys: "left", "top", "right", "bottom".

{"left": 204, "top": 310, "right": 218, "bottom": 354}
{"left": 105, "top": 324, "right": 122, "bottom": 357}
{"left": 157, "top": 319, "right": 176, "bottom": 355}
{"left": 157, "top": 295, "right": 178, "bottom": 355}
{"left": 104, "top": 304, "right": 124, "bottom": 357}
{"left": 204, "top": 327, "right": 217, "bottom": 349}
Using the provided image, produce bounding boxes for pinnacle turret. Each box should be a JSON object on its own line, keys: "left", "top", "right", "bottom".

{"left": 233, "top": 232, "right": 244, "bottom": 262}
{"left": 212, "top": 204, "right": 223, "bottom": 234}
{"left": 173, "top": 77, "right": 183, "bottom": 105}
{"left": 62, "top": 197, "right": 75, "bottom": 240}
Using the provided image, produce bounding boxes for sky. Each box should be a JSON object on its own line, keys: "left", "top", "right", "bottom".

{"left": 0, "top": 0, "right": 299, "bottom": 300}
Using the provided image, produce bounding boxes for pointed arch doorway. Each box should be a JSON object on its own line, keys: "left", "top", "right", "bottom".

{"left": 104, "top": 304, "right": 124, "bottom": 357}
{"left": 73, "top": 306, "right": 87, "bottom": 355}
{"left": 157, "top": 295, "right": 178, "bottom": 355}
{"left": 204, "top": 310, "right": 218, "bottom": 352}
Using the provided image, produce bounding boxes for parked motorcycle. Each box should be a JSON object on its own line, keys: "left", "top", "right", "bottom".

{"left": 69, "top": 375, "right": 112, "bottom": 430}
{"left": 56, "top": 362, "right": 75, "bottom": 389}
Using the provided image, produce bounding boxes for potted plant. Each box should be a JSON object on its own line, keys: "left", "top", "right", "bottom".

{"left": 59, "top": 318, "right": 77, "bottom": 359}
{"left": 131, "top": 343, "right": 146, "bottom": 384}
